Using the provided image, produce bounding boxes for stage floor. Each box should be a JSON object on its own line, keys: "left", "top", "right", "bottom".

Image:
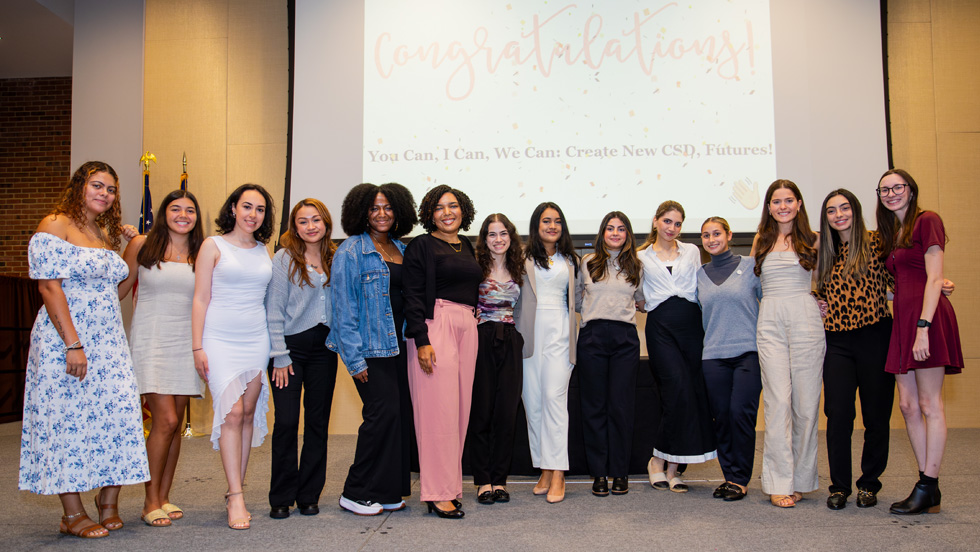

{"left": 2, "top": 423, "right": 979, "bottom": 551}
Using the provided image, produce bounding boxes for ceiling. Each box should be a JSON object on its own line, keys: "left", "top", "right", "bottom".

{"left": 0, "top": 0, "right": 74, "bottom": 79}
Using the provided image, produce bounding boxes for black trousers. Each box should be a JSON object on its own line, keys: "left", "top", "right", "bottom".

{"left": 577, "top": 319, "right": 640, "bottom": 478}
{"left": 268, "top": 324, "right": 338, "bottom": 507}
{"left": 823, "top": 318, "right": 894, "bottom": 495}
{"left": 466, "top": 321, "right": 524, "bottom": 486}
{"left": 343, "top": 343, "right": 414, "bottom": 504}
{"left": 702, "top": 352, "right": 762, "bottom": 486}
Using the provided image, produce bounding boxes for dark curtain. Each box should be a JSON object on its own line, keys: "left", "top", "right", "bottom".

{"left": 0, "top": 276, "right": 41, "bottom": 423}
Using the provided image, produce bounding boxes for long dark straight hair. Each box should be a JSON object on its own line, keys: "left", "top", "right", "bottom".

{"left": 137, "top": 189, "right": 204, "bottom": 269}
{"left": 588, "top": 211, "right": 640, "bottom": 286}
{"left": 476, "top": 213, "right": 524, "bottom": 287}
{"left": 753, "top": 179, "right": 817, "bottom": 276}
{"left": 875, "top": 168, "right": 923, "bottom": 260}
{"left": 817, "top": 189, "right": 870, "bottom": 292}
{"left": 525, "top": 202, "right": 579, "bottom": 276}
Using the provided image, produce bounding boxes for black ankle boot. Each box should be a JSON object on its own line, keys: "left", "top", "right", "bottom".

{"left": 889, "top": 482, "right": 941, "bottom": 515}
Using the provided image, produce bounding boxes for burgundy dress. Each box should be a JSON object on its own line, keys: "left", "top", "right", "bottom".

{"left": 884, "top": 211, "right": 963, "bottom": 374}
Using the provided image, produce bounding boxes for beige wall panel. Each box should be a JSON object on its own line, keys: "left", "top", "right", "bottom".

{"left": 227, "top": 0, "right": 289, "bottom": 146}
{"left": 330, "top": 363, "right": 363, "bottom": 434}
{"left": 145, "top": 0, "right": 229, "bottom": 42}
{"left": 143, "top": 38, "right": 229, "bottom": 236}
{"left": 935, "top": 132, "right": 980, "bottom": 360}
{"left": 945, "top": 359, "right": 980, "bottom": 427}
{"left": 886, "top": 22, "right": 938, "bottom": 197}
{"left": 932, "top": 0, "right": 980, "bottom": 133}
{"left": 888, "top": 0, "right": 932, "bottom": 23}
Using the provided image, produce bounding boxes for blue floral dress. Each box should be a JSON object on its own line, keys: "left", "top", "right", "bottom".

{"left": 19, "top": 233, "right": 150, "bottom": 494}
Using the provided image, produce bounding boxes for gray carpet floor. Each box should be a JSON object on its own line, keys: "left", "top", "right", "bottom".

{"left": 2, "top": 422, "right": 978, "bottom": 551}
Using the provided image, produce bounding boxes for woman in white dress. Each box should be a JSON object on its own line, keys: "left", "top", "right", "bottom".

{"left": 514, "top": 202, "right": 580, "bottom": 504}
{"left": 192, "top": 184, "right": 275, "bottom": 530}
{"left": 20, "top": 161, "right": 148, "bottom": 539}
{"left": 119, "top": 190, "right": 204, "bottom": 527}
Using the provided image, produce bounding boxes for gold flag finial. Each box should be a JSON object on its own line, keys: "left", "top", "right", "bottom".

{"left": 182, "top": 152, "right": 187, "bottom": 173}
{"left": 140, "top": 151, "right": 157, "bottom": 172}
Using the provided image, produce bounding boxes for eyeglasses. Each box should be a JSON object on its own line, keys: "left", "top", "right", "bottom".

{"left": 876, "top": 184, "right": 906, "bottom": 197}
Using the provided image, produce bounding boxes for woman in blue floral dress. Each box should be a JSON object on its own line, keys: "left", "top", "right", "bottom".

{"left": 19, "top": 161, "right": 150, "bottom": 538}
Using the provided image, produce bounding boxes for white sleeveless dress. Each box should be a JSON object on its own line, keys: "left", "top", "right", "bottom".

{"left": 203, "top": 236, "right": 273, "bottom": 450}
{"left": 129, "top": 262, "right": 204, "bottom": 396}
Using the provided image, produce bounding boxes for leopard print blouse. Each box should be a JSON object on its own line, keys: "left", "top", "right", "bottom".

{"left": 818, "top": 232, "right": 892, "bottom": 332}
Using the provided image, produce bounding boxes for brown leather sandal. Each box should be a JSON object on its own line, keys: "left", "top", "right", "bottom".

{"left": 59, "top": 511, "right": 109, "bottom": 538}
{"left": 95, "top": 491, "right": 124, "bottom": 530}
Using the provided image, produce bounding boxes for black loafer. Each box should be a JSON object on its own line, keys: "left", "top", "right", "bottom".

{"left": 827, "top": 492, "right": 847, "bottom": 510}
{"left": 592, "top": 477, "right": 609, "bottom": 497}
{"left": 491, "top": 489, "right": 510, "bottom": 503}
{"left": 270, "top": 505, "right": 290, "bottom": 519}
{"left": 713, "top": 483, "right": 733, "bottom": 499}
{"left": 298, "top": 503, "right": 319, "bottom": 516}
{"left": 477, "top": 490, "right": 494, "bottom": 505}
{"left": 611, "top": 477, "right": 629, "bottom": 495}
{"left": 856, "top": 489, "right": 877, "bottom": 508}
{"left": 723, "top": 485, "right": 746, "bottom": 502}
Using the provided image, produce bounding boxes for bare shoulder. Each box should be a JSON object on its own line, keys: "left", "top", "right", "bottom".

{"left": 35, "top": 213, "right": 71, "bottom": 238}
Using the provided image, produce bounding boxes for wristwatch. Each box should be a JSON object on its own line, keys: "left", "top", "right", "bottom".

{"left": 916, "top": 319, "right": 931, "bottom": 328}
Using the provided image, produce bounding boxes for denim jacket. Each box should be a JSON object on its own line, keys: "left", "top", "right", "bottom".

{"left": 329, "top": 233, "right": 406, "bottom": 375}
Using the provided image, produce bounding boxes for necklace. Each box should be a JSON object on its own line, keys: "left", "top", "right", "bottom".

{"left": 83, "top": 224, "right": 106, "bottom": 248}
{"left": 371, "top": 236, "right": 394, "bottom": 262}
{"left": 447, "top": 241, "right": 462, "bottom": 253}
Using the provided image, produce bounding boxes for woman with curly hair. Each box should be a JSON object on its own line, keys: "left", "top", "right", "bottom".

{"left": 192, "top": 183, "right": 275, "bottom": 529}
{"left": 119, "top": 190, "right": 205, "bottom": 527}
{"left": 20, "top": 161, "right": 148, "bottom": 538}
{"left": 466, "top": 213, "right": 525, "bottom": 505}
{"left": 876, "top": 169, "right": 962, "bottom": 515}
{"left": 750, "top": 180, "right": 825, "bottom": 508}
{"left": 577, "top": 211, "right": 644, "bottom": 497}
{"left": 403, "top": 184, "right": 481, "bottom": 518}
{"left": 514, "top": 201, "right": 580, "bottom": 503}
{"left": 333, "top": 183, "right": 418, "bottom": 516}
{"left": 265, "top": 198, "right": 338, "bottom": 519}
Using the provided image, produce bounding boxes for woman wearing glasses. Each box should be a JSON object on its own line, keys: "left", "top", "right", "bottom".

{"left": 876, "top": 169, "right": 962, "bottom": 515}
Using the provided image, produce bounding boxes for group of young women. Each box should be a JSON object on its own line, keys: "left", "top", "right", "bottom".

{"left": 18, "top": 161, "right": 963, "bottom": 537}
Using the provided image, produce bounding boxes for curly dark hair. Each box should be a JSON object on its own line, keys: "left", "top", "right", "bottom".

{"left": 476, "top": 213, "right": 524, "bottom": 287}
{"left": 52, "top": 161, "right": 123, "bottom": 250}
{"left": 214, "top": 183, "right": 276, "bottom": 244}
{"left": 340, "top": 182, "right": 417, "bottom": 238}
{"left": 138, "top": 189, "right": 205, "bottom": 269}
{"left": 525, "top": 201, "right": 579, "bottom": 276}
{"left": 418, "top": 185, "right": 476, "bottom": 233}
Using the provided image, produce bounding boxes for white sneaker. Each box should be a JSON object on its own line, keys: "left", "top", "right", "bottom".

{"left": 339, "top": 496, "right": 382, "bottom": 516}
{"left": 381, "top": 500, "right": 406, "bottom": 511}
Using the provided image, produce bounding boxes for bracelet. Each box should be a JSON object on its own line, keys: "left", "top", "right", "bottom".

{"left": 192, "top": 348, "right": 203, "bottom": 352}
{"left": 64, "top": 340, "right": 83, "bottom": 352}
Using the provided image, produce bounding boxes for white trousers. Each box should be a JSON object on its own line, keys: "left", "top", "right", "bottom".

{"left": 522, "top": 306, "right": 573, "bottom": 471}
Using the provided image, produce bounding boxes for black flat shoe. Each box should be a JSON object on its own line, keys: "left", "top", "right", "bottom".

{"left": 269, "top": 506, "right": 290, "bottom": 519}
{"left": 856, "top": 489, "right": 877, "bottom": 508}
{"left": 890, "top": 482, "right": 941, "bottom": 515}
{"left": 592, "top": 477, "right": 609, "bottom": 496}
{"left": 298, "top": 503, "right": 319, "bottom": 516}
{"left": 611, "top": 477, "right": 629, "bottom": 495}
{"left": 723, "top": 485, "right": 746, "bottom": 502}
{"left": 713, "top": 483, "right": 732, "bottom": 499}
{"left": 426, "top": 501, "right": 464, "bottom": 519}
{"left": 827, "top": 492, "right": 847, "bottom": 510}
{"left": 491, "top": 489, "right": 510, "bottom": 503}
{"left": 477, "top": 490, "right": 494, "bottom": 505}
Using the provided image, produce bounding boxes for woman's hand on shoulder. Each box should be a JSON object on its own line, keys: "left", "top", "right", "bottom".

{"left": 119, "top": 224, "right": 139, "bottom": 242}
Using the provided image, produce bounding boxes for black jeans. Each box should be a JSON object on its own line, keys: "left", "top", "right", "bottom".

{"left": 268, "top": 324, "right": 338, "bottom": 507}
{"left": 466, "top": 321, "right": 524, "bottom": 486}
{"left": 577, "top": 319, "right": 640, "bottom": 478}
{"left": 702, "top": 352, "right": 762, "bottom": 486}
{"left": 823, "top": 319, "right": 894, "bottom": 495}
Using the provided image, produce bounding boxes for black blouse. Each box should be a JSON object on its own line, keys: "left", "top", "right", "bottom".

{"left": 402, "top": 233, "right": 482, "bottom": 347}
